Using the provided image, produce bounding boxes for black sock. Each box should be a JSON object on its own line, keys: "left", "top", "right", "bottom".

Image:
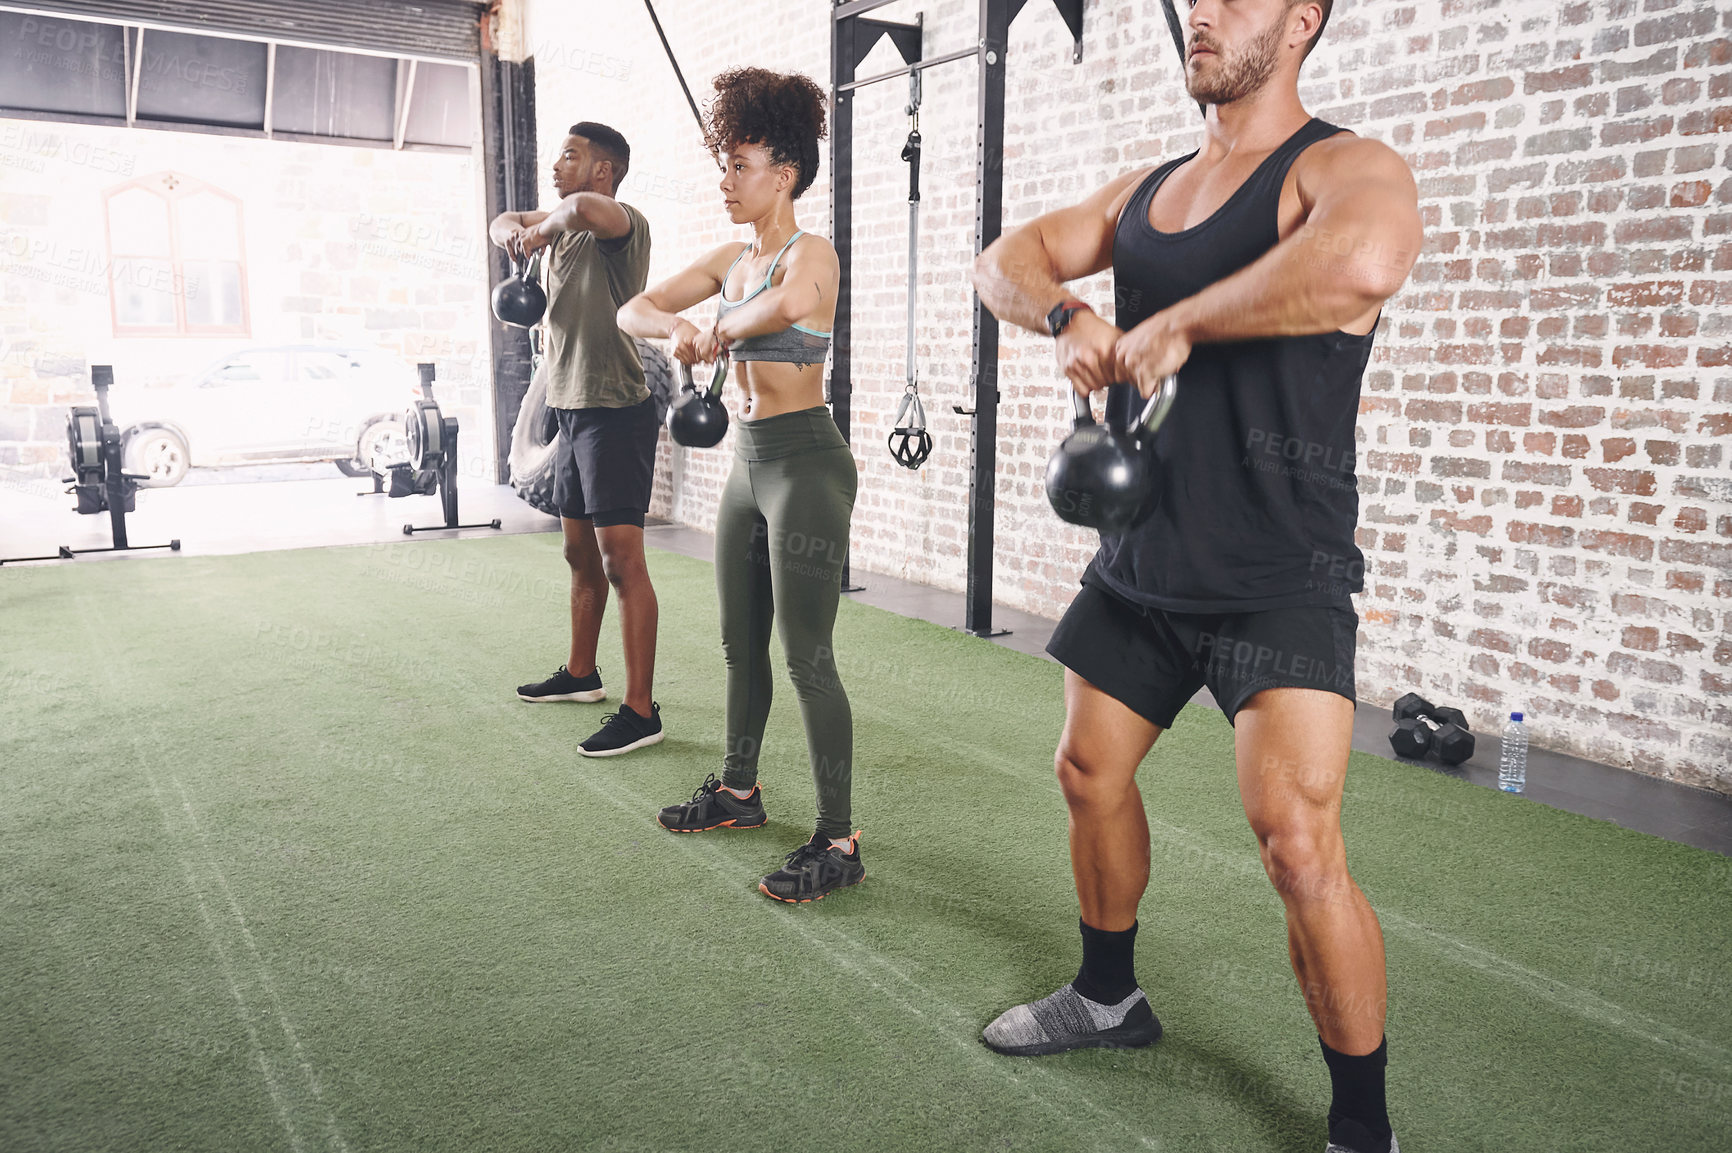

{"left": 1073, "top": 918, "right": 1138, "bottom": 1004}
{"left": 1320, "top": 1036, "right": 1392, "bottom": 1153}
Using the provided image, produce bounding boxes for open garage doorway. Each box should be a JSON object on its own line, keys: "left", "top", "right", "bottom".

{"left": 0, "top": 3, "right": 542, "bottom": 556}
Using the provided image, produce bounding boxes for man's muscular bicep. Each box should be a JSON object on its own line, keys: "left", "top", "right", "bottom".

{"left": 575, "top": 193, "right": 631, "bottom": 240}
{"left": 1296, "top": 139, "right": 1422, "bottom": 300}
{"left": 974, "top": 168, "right": 1147, "bottom": 333}
{"left": 1031, "top": 168, "right": 1148, "bottom": 283}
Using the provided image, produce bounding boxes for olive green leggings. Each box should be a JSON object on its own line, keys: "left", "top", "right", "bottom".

{"left": 715, "top": 406, "right": 858, "bottom": 839}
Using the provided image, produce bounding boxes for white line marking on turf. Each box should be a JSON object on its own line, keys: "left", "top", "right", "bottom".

{"left": 1141, "top": 816, "right": 1732, "bottom": 1073}
{"left": 139, "top": 767, "right": 306, "bottom": 1153}
{"left": 578, "top": 773, "right": 1166, "bottom": 1153}
{"left": 79, "top": 596, "right": 351, "bottom": 1153}
{"left": 1380, "top": 908, "right": 1732, "bottom": 1071}
{"left": 866, "top": 709, "right": 1732, "bottom": 1075}
{"left": 172, "top": 776, "right": 354, "bottom": 1153}
{"left": 855, "top": 691, "right": 1732, "bottom": 1074}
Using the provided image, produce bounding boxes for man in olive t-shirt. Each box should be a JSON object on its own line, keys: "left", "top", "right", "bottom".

{"left": 489, "top": 121, "right": 663, "bottom": 758}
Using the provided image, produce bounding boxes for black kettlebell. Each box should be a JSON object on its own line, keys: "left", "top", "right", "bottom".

{"left": 667, "top": 353, "right": 730, "bottom": 448}
{"left": 491, "top": 242, "right": 546, "bottom": 328}
{"left": 1044, "top": 375, "right": 1180, "bottom": 532}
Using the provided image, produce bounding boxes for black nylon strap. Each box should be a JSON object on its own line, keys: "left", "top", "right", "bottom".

{"left": 1158, "top": 0, "right": 1205, "bottom": 116}
{"left": 1157, "top": 0, "right": 1187, "bottom": 66}
{"left": 641, "top": 0, "right": 709, "bottom": 142}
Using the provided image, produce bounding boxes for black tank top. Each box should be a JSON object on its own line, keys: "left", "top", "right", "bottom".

{"left": 1088, "top": 117, "right": 1374, "bottom": 613}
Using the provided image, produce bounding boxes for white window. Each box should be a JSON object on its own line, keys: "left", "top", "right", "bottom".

{"left": 105, "top": 172, "right": 249, "bottom": 336}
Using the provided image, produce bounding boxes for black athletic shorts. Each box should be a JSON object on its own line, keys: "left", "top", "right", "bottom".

{"left": 1046, "top": 579, "right": 1358, "bottom": 728}
{"left": 552, "top": 398, "right": 659, "bottom": 527}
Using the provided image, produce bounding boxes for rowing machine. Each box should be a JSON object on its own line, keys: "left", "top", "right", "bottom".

{"left": 0, "top": 365, "right": 181, "bottom": 565}
{"left": 397, "top": 364, "right": 501, "bottom": 535}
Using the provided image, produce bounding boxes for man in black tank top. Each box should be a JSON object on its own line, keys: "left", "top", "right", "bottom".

{"left": 972, "top": 5, "right": 1420, "bottom": 1153}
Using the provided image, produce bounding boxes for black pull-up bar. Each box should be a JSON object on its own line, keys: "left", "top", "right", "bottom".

{"left": 831, "top": 0, "right": 1085, "bottom": 638}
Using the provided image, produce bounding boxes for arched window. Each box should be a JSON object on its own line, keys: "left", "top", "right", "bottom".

{"left": 103, "top": 172, "right": 249, "bottom": 336}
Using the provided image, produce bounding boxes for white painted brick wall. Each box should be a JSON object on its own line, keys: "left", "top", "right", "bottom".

{"left": 527, "top": 0, "right": 1732, "bottom": 793}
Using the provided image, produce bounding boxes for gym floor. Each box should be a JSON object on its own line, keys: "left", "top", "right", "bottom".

{"left": 1, "top": 526, "right": 1728, "bottom": 1152}
{"left": 8, "top": 471, "right": 1729, "bottom": 855}
{"left": 3, "top": 0, "right": 1729, "bottom": 1148}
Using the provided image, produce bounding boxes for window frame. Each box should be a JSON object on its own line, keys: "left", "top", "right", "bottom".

{"left": 102, "top": 171, "right": 251, "bottom": 338}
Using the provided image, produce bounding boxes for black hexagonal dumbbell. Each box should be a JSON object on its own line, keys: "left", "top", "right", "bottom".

{"left": 1389, "top": 716, "right": 1433, "bottom": 759}
{"left": 1389, "top": 692, "right": 1476, "bottom": 766}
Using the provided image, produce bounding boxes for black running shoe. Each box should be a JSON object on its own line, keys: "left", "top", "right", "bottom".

{"left": 577, "top": 701, "right": 663, "bottom": 757}
{"left": 657, "top": 773, "right": 767, "bottom": 833}
{"left": 758, "top": 831, "right": 864, "bottom": 903}
{"left": 981, "top": 983, "right": 1161, "bottom": 1056}
{"left": 517, "top": 664, "right": 606, "bottom": 703}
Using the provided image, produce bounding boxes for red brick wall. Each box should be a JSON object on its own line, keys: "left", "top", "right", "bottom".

{"left": 529, "top": 0, "right": 1731, "bottom": 793}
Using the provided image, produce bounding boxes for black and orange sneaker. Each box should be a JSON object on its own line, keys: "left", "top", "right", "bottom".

{"left": 758, "top": 831, "right": 864, "bottom": 903}
{"left": 657, "top": 773, "right": 767, "bottom": 833}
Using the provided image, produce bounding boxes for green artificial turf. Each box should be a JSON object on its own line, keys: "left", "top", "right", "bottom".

{"left": 1, "top": 534, "right": 1728, "bottom": 1152}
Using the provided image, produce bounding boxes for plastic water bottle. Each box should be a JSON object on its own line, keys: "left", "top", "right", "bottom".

{"left": 1498, "top": 712, "right": 1528, "bottom": 793}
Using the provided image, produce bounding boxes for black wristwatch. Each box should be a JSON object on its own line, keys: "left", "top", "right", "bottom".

{"left": 1046, "top": 299, "right": 1092, "bottom": 338}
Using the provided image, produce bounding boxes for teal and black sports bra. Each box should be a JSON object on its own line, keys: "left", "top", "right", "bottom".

{"left": 714, "top": 230, "right": 832, "bottom": 366}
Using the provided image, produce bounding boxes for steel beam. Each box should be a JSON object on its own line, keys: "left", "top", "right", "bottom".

{"left": 962, "top": 0, "right": 1011, "bottom": 637}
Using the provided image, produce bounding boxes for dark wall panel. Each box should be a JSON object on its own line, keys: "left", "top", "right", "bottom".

{"left": 271, "top": 45, "right": 396, "bottom": 140}
{"left": 8, "top": 1, "right": 485, "bottom": 62}
{"left": 479, "top": 54, "right": 536, "bottom": 481}
{"left": 0, "top": 13, "right": 126, "bottom": 117}
{"left": 134, "top": 29, "right": 267, "bottom": 127}
{"left": 403, "top": 62, "right": 471, "bottom": 148}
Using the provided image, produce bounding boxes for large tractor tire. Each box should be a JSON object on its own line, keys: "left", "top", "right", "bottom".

{"left": 507, "top": 339, "right": 675, "bottom": 517}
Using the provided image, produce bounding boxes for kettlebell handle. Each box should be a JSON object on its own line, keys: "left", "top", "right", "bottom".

{"left": 1068, "top": 387, "right": 1096, "bottom": 428}
{"left": 1134, "top": 374, "right": 1180, "bottom": 434}
{"left": 1067, "top": 376, "right": 1180, "bottom": 432}
{"left": 507, "top": 237, "right": 541, "bottom": 281}
{"left": 678, "top": 352, "right": 730, "bottom": 399}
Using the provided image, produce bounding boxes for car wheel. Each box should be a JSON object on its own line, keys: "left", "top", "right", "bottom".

{"left": 508, "top": 339, "right": 673, "bottom": 517}
{"left": 124, "top": 427, "right": 190, "bottom": 487}
{"left": 354, "top": 417, "right": 408, "bottom": 475}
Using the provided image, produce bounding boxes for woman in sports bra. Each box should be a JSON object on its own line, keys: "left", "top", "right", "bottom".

{"left": 618, "top": 67, "right": 864, "bottom": 904}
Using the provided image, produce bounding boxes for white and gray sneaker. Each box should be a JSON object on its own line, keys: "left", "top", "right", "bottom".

{"left": 981, "top": 982, "right": 1161, "bottom": 1057}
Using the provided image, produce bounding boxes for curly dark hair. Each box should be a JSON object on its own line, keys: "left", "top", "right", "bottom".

{"left": 703, "top": 67, "right": 828, "bottom": 200}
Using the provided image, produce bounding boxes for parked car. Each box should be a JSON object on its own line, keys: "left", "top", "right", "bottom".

{"left": 111, "top": 345, "right": 421, "bottom": 486}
